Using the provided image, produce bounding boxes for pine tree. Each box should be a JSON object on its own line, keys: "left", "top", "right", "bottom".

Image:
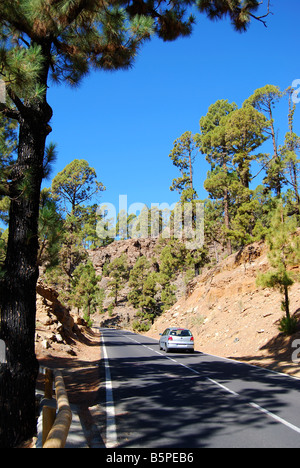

{"left": 0, "top": 228, "right": 8, "bottom": 267}
{"left": 51, "top": 159, "right": 105, "bottom": 215}
{"left": 0, "top": 115, "right": 18, "bottom": 222}
{"left": 243, "top": 85, "right": 285, "bottom": 196}
{"left": 135, "top": 272, "right": 159, "bottom": 328}
{"left": 202, "top": 199, "right": 224, "bottom": 263}
{"left": 128, "top": 256, "right": 150, "bottom": 308}
{"left": 116, "top": 210, "right": 137, "bottom": 240}
{"left": 76, "top": 204, "right": 104, "bottom": 249}
{"left": 169, "top": 131, "right": 198, "bottom": 202}
{"left": 129, "top": 205, "right": 164, "bottom": 239}
{"left": 158, "top": 239, "right": 186, "bottom": 311}
{"left": 71, "top": 260, "right": 100, "bottom": 325}
{"left": 197, "top": 0, "right": 271, "bottom": 31}
{"left": 225, "top": 106, "right": 270, "bottom": 189}
{"left": 257, "top": 202, "right": 300, "bottom": 334}
{"left": 226, "top": 188, "right": 262, "bottom": 246}
{"left": 197, "top": 99, "right": 237, "bottom": 255}
{"left": 0, "top": 115, "right": 17, "bottom": 186}
{"left": 281, "top": 88, "right": 300, "bottom": 213}
{"left": 37, "top": 189, "right": 63, "bottom": 268}
{"left": 45, "top": 160, "right": 105, "bottom": 302}
{"left": 58, "top": 214, "right": 88, "bottom": 289}
{"left": 107, "top": 254, "right": 129, "bottom": 306}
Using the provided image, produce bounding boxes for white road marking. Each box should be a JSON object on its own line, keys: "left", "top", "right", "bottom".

{"left": 101, "top": 335, "right": 118, "bottom": 448}
{"left": 249, "top": 402, "right": 300, "bottom": 435}
{"left": 206, "top": 377, "right": 239, "bottom": 396}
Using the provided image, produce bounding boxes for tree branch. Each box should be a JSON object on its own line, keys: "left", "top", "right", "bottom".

{"left": 57, "top": 0, "right": 99, "bottom": 28}
{"left": 249, "top": 0, "right": 273, "bottom": 28}
{"left": 6, "top": 88, "right": 27, "bottom": 116}
{"left": 0, "top": 104, "right": 21, "bottom": 122}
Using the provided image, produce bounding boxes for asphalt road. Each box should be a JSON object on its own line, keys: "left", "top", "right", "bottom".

{"left": 98, "top": 327, "right": 300, "bottom": 448}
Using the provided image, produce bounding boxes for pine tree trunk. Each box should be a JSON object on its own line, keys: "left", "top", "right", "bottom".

{"left": 284, "top": 284, "right": 290, "bottom": 320}
{"left": 188, "top": 146, "right": 193, "bottom": 193}
{"left": 288, "top": 100, "right": 300, "bottom": 208}
{"left": 223, "top": 162, "right": 232, "bottom": 256}
{"left": 0, "top": 100, "right": 52, "bottom": 447}
{"left": 270, "top": 120, "right": 281, "bottom": 197}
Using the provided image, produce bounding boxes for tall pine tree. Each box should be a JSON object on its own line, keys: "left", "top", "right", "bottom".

{"left": 257, "top": 202, "right": 300, "bottom": 334}
{"left": 281, "top": 88, "right": 300, "bottom": 213}
{"left": 197, "top": 99, "right": 237, "bottom": 255}
{"left": 243, "top": 85, "right": 284, "bottom": 196}
{"left": 169, "top": 131, "right": 198, "bottom": 202}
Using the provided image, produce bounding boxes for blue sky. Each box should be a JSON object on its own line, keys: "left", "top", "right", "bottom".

{"left": 45, "top": 1, "right": 300, "bottom": 216}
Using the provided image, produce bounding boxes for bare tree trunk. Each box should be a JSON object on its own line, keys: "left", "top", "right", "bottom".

{"left": 0, "top": 99, "right": 52, "bottom": 447}
{"left": 284, "top": 284, "right": 290, "bottom": 320}
{"left": 223, "top": 160, "right": 232, "bottom": 256}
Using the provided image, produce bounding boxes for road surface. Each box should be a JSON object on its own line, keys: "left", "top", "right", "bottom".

{"left": 97, "top": 328, "right": 300, "bottom": 448}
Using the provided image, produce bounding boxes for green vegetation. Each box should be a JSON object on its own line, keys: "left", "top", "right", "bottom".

{"left": 71, "top": 260, "right": 102, "bottom": 326}
{"left": 169, "top": 131, "right": 198, "bottom": 202}
{"left": 42, "top": 160, "right": 105, "bottom": 318}
{"left": 107, "top": 254, "right": 129, "bottom": 306}
{"left": 51, "top": 159, "right": 105, "bottom": 215}
{"left": 194, "top": 87, "right": 300, "bottom": 259}
{"left": 257, "top": 203, "right": 300, "bottom": 335}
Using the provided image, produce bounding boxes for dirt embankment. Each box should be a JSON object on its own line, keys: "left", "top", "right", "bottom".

{"left": 35, "top": 280, "right": 101, "bottom": 407}
{"left": 145, "top": 241, "right": 300, "bottom": 378}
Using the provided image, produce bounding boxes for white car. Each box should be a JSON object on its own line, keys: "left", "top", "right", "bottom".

{"left": 159, "top": 327, "right": 194, "bottom": 353}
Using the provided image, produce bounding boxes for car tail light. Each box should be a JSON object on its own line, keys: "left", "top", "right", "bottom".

{"left": 168, "top": 336, "right": 173, "bottom": 341}
{"left": 190, "top": 336, "right": 194, "bottom": 341}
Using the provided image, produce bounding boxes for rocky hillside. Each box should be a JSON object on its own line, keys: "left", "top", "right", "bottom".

{"left": 35, "top": 280, "right": 93, "bottom": 358}
{"left": 89, "top": 237, "right": 159, "bottom": 274}
{"left": 36, "top": 235, "right": 300, "bottom": 379}
{"left": 88, "top": 237, "right": 188, "bottom": 327}
{"left": 145, "top": 241, "right": 300, "bottom": 378}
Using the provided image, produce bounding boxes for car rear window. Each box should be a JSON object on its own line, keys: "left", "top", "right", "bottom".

{"left": 170, "top": 329, "right": 192, "bottom": 337}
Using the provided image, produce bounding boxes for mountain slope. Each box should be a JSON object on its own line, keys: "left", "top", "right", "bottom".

{"left": 145, "top": 241, "right": 300, "bottom": 378}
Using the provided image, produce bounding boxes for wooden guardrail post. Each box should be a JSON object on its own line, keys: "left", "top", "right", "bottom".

{"left": 43, "top": 370, "right": 72, "bottom": 448}
{"left": 42, "top": 406, "right": 57, "bottom": 446}
{"left": 44, "top": 368, "right": 54, "bottom": 400}
{"left": 41, "top": 367, "right": 56, "bottom": 445}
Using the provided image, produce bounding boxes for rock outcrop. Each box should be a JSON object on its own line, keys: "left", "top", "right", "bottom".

{"left": 89, "top": 237, "right": 159, "bottom": 276}
{"left": 35, "top": 280, "right": 87, "bottom": 356}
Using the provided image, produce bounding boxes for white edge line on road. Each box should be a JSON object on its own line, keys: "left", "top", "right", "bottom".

{"left": 201, "top": 350, "right": 300, "bottom": 381}
{"left": 101, "top": 335, "right": 118, "bottom": 448}
{"left": 206, "top": 377, "right": 239, "bottom": 396}
{"left": 249, "top": 402, "right": 300, "bottom": 435}
{"left": 206, "top": 376, "right": 300, "bottom": 434}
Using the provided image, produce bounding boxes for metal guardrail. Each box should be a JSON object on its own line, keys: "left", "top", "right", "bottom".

{"left": 41, "top": 368, "right": 72, "bottom": 448}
